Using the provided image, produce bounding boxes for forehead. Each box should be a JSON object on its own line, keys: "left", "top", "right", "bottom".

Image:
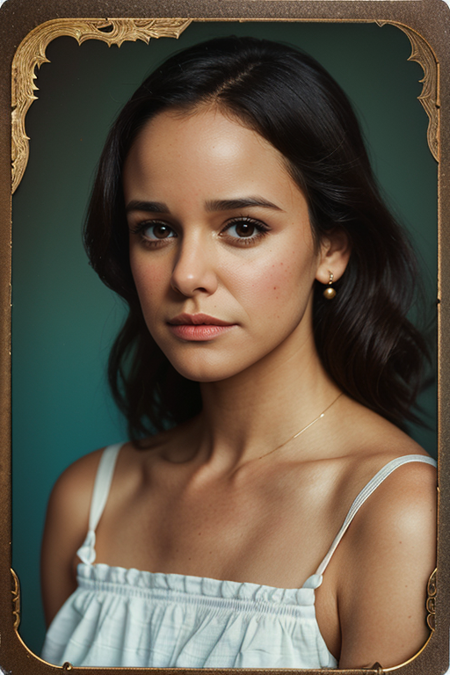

{"left": 123, "top": 107, "right": 302, "bottom": 205}
{"left": 127, "top": 107, "right": 281, "bottom": 167}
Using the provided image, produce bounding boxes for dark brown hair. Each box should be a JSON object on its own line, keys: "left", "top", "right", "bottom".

{"left": 84, "top": 36, "right": 428, "bottom": 440}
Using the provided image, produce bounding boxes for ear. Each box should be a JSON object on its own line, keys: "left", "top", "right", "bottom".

{"left": 315, "top": 228, "right": 351, "bottom": 285}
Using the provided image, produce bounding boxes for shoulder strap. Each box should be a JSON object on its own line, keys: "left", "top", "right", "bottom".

{"left": 76, "top": 443, "right": 124, "bottom": 565}
{"left": 315, "top": 454, "right": 436, "bottom": 576}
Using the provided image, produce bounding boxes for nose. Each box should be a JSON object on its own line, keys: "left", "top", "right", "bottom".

{"left": 170, "top": 234, "right": 218, "bottom": 297}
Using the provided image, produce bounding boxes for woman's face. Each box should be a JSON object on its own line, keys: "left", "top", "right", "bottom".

{"left": 124, "top": 106, "right": 327, "bottom": 383}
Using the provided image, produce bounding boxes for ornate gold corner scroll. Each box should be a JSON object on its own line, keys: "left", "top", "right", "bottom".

{"left": 426, "top": 567, "right": 437, "bottom": 630}
{"left": 11, "top": 17, "right": 192, "bottom": 193}
{"left": 11, "top": 567, "right": 21, "bottom": 630}
{"left": 377, "top": 21, "right": 440, "bottom": 162}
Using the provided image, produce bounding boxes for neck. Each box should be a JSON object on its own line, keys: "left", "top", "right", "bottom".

{"left": 195, "top": 337, "right": 341, "bottom": 471}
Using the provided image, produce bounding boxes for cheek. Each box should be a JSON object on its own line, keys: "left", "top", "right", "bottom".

{"left": 130, "top": 253, "right": 170, "bottom": 313}
{"left": 234, "top": 249, "right": 316, "bottom": 317}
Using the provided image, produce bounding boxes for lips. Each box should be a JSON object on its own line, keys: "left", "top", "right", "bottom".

{"left": 167, "top": 314, "right": 235, "bottom": 341}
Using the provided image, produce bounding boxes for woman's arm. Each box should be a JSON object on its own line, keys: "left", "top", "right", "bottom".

{"left": 40, "top": 450, "right": 103, "bottom": 626}
{"left": 337, "top": 460, "right": 437, "bottom": 669}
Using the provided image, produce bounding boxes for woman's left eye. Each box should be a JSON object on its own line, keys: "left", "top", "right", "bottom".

{"left": 222, "top": 218, "right": 269, "bottom": 244}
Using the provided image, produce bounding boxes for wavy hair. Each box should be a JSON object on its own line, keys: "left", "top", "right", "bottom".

{"left": 84, "top": 36, "right": 428, "bottom": 440}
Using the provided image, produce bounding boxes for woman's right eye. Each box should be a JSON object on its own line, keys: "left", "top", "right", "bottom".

{"left": 132, "top": 222, "right": 177, "bottom": 243}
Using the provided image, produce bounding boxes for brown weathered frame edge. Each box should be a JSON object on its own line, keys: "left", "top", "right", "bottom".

{"left": 0, "top": 1, "right": 449, "bottom": 673}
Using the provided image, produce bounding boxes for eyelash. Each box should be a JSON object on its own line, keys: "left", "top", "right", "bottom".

{"left": 223, "top": 217, "right": 270, "bottom": 245}
{"left": 130, "top": 221, "right": 176, "bottom": 247}
{"left": 130, "top": 217, "right": 270, "bottom": 248}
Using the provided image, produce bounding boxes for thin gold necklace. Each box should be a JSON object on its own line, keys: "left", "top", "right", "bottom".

{"left": 258, "top": 392, "right": 343, "bottom": 460}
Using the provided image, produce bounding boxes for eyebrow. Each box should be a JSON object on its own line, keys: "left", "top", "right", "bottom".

{"left": 125, "top": 197, "right": 283, "bottom": 215}
{"left": 126, "top": 200, "right": 169, "bottom": 214}
{"left": 205, "top": 197, "right": 283, "bottom": 212}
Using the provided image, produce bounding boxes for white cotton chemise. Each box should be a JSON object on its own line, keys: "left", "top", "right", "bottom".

{"left": 41, "top": 444, "right": 436, "bottom": 669}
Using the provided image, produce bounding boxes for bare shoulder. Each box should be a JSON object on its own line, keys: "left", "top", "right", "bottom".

{"left": 41, "top": 446, "right": 120, "bottom": 625}
{"left": 46, "top": 448, "right": 105, "bottom": 530}
{"left": 336, "top": 411, "right": 437, "bottom": 573}
{"left": 336, "top": 422, "right": 436, "bottom": 668}
{"left": 344, "top": 453, "right": 436, "bottom": 562}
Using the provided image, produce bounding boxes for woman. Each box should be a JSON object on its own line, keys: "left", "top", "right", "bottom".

{"left": 40, "top": 36, "right": 436, "bottom": 670}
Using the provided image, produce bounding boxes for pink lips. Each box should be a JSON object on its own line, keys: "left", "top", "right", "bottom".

{"left": 167, "top": 313, "right": 235, "bottom": 341}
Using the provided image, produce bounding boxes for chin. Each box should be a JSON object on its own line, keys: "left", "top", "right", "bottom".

{"left": 167, "top": 354, "right": 248, "bottom": 384}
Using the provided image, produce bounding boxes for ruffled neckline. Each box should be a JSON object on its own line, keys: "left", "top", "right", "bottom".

{"left": 77, "top": 561, "right": 323, "bottom": 606}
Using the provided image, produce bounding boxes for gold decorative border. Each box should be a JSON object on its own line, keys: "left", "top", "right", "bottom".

{"left": 377, "top": 21, "right": 440, "bottom": 162}
{"left": 427, "top": 567, "right": 437, "bottom": 631}
{"left": 10, "top": 568, "right": 20, "bottom": 631}
{"left": 4, "top": 9, "right": 447, "bottom": 674}
{"left": 11, "top": 17, "right": 192, "bottom": 193}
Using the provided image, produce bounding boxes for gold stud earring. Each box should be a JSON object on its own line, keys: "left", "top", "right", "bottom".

{"left": 323, "top": 271, "right": 336, "bottom": 300}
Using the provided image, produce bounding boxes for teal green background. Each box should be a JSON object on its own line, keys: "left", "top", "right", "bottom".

{"left": 11, "top": 22, "right": 437, "bottom": 656}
